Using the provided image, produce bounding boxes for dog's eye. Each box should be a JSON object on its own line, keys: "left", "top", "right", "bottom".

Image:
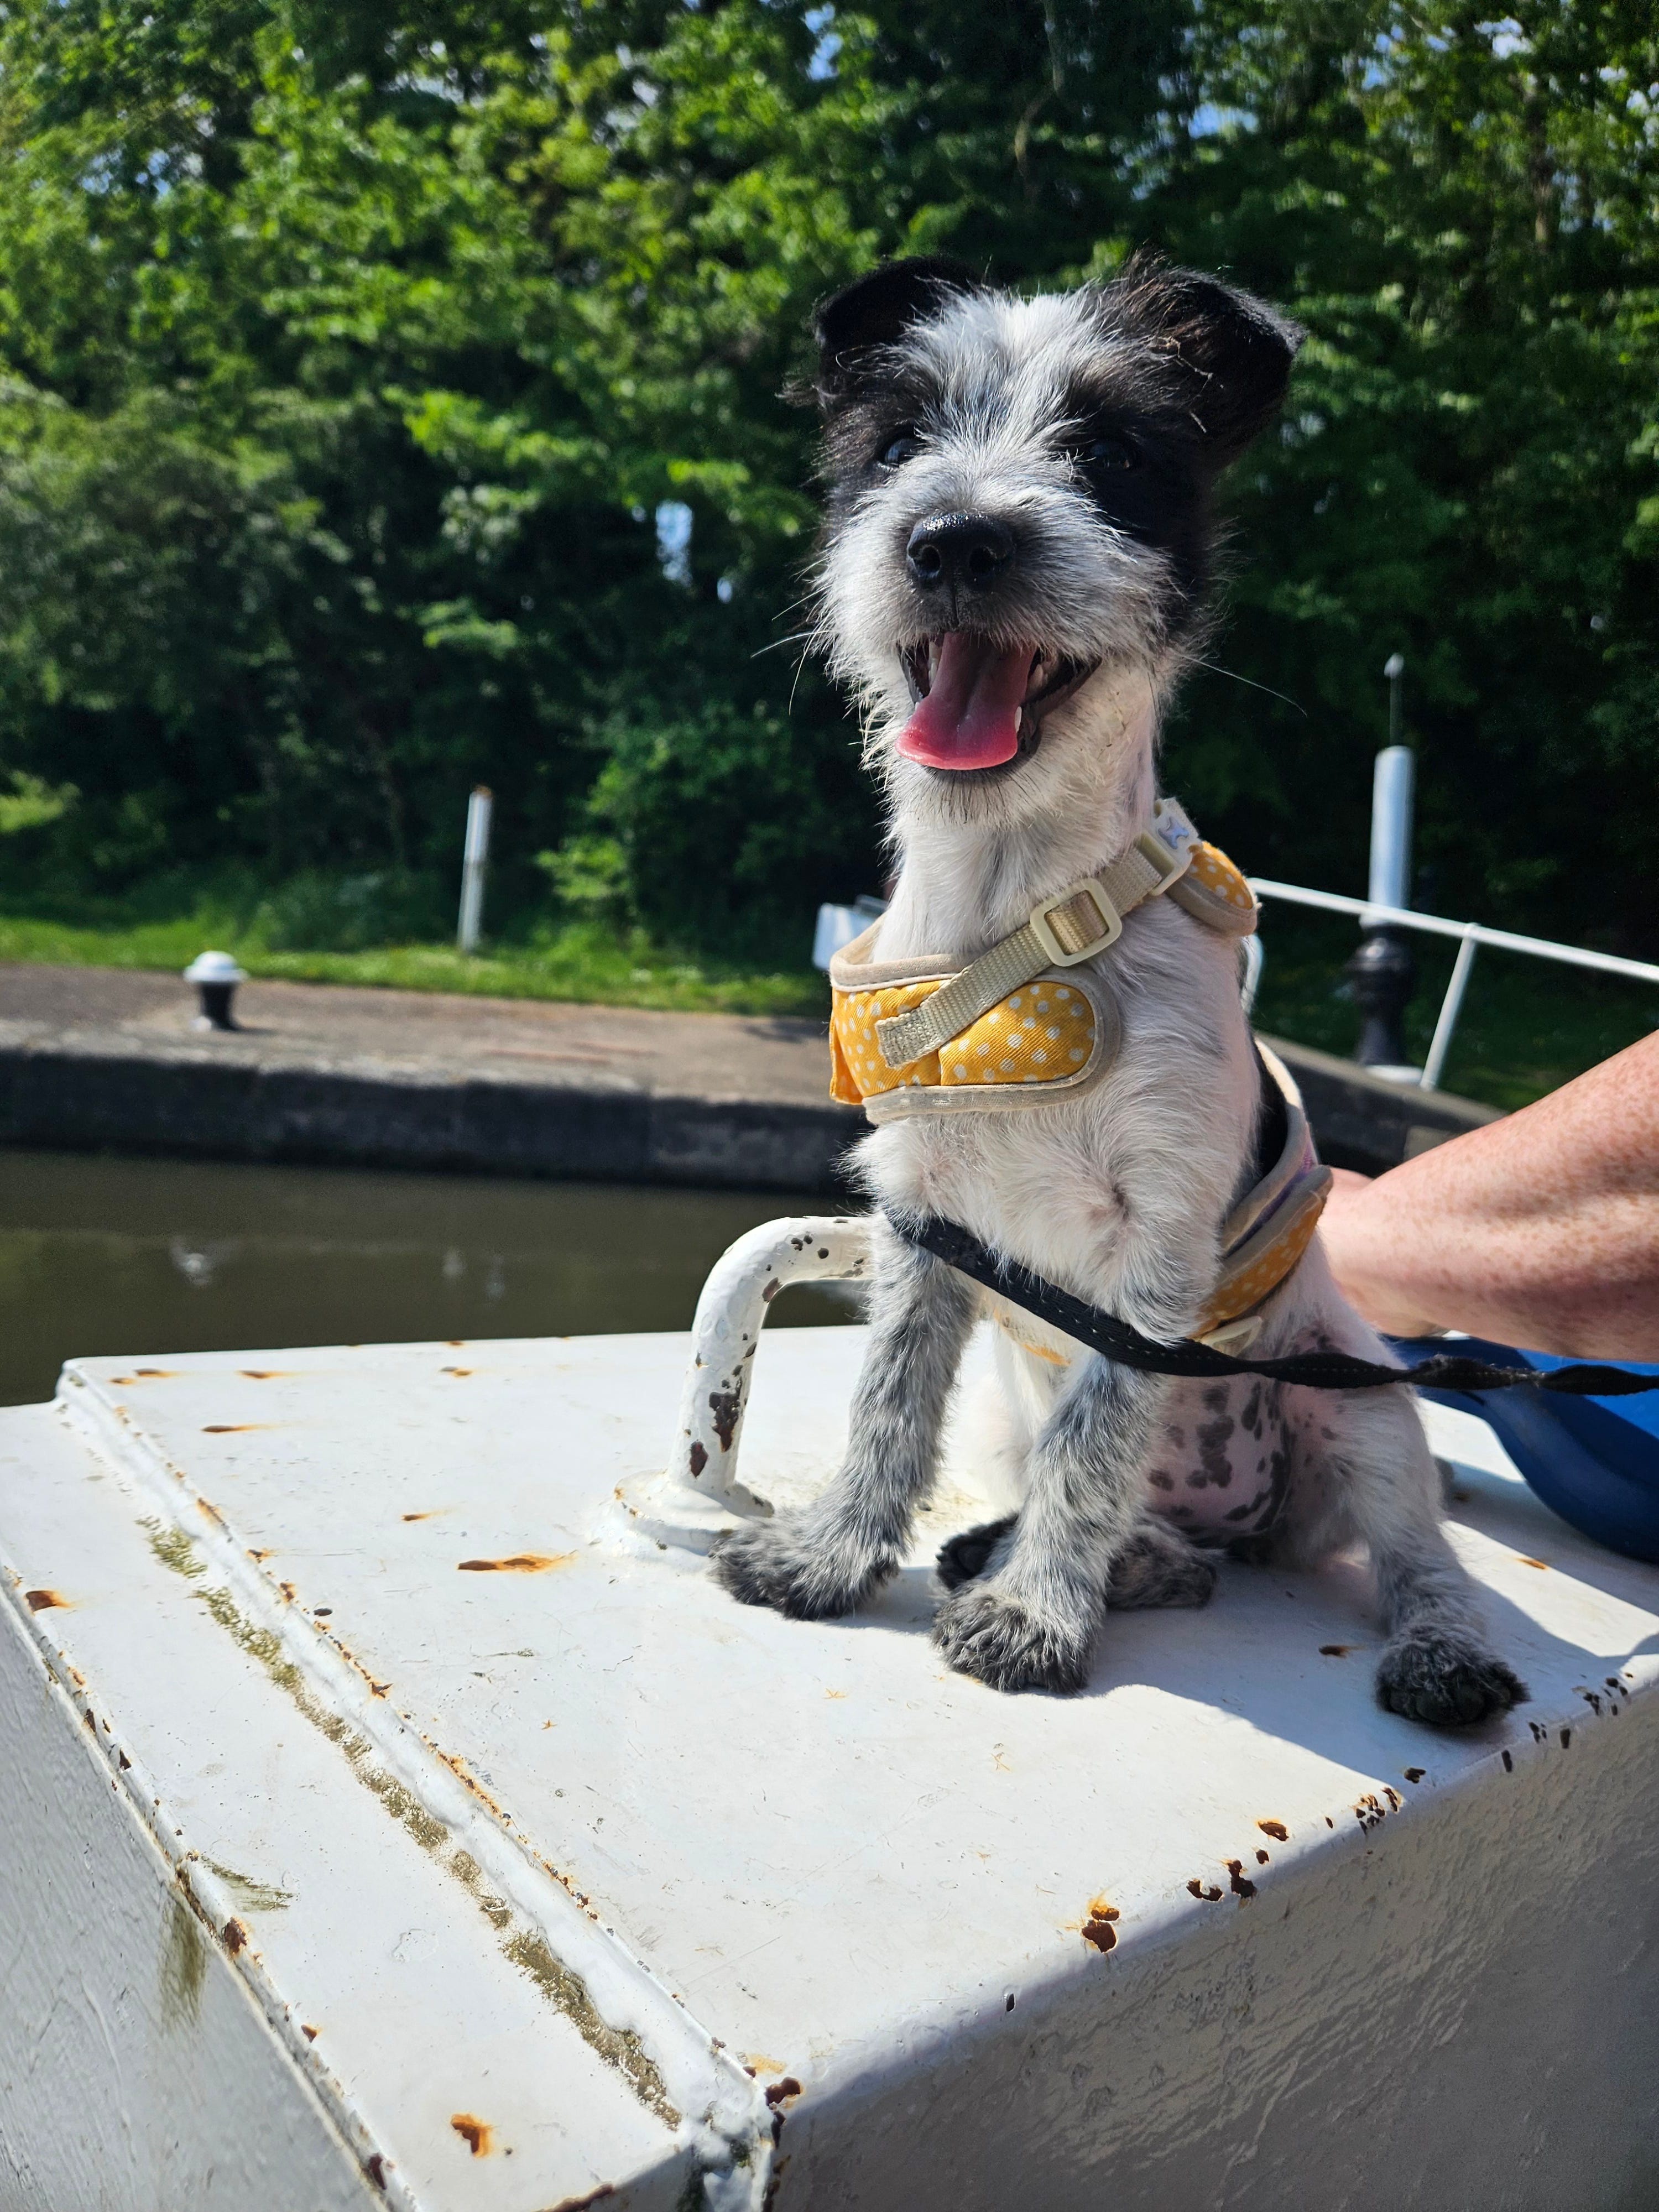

{"left": 1078, "top": 432, "right": 1139, "bottom": 472}
{"left": 877, "top": 426, "right": 922, "bottom": 468}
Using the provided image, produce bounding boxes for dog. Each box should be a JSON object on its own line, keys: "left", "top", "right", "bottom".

{"left": 713, "top": 254, "right": 1526, "bottom": 1728}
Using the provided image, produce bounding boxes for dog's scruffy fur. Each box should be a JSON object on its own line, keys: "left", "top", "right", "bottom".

{"left": 714, "top": 255, "right": 1526, "bottom": 1727}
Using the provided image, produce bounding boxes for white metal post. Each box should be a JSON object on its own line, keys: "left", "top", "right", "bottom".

{"left": 1367, "top": 743, "right": 1415, "bottom": 915}
{"left": 1421, "top": 928, "right": 1479, "bottom": 1093}
{"left": 456, "top": 786, "right": 493, "bottom": 953}
{"left": 1349, "top": 736, "right": 1420, "bottom": 1078}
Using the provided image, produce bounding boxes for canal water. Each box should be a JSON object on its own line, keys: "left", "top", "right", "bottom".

{"left": 0, "top": 1150, "right": 849, "bottom": 1408}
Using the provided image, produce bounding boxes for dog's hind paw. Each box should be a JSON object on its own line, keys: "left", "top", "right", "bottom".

{"left": 932, "top": 1583, "right": 1092, "bottom": 1694}
{"left": 936, "top": 1515, "right": 1018, "bottom": 1592}
{"left": 711, "top": 1517, "right": 891, "bottom": 1621}
{"left": 1107, "top": 1524, "right": 1218, "bottom": 1611}
{"left": 1375, "top": 1629, "right": 1529, "bottom": 1729}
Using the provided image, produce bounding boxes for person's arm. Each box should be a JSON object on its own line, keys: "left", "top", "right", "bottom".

{"left": 1316, "top": 1033, "right": 1659, "bottom": 1360}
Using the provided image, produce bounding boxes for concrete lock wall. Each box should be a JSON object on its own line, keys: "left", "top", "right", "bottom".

{"left": 0, "top": 965, "right": 1498, "bottom": 1190}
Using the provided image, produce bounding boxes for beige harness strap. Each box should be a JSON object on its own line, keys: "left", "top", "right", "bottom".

{"left": 874, "top": 819, "right": 1191, "bottom": 1072}
{"left": 1196, "top": 1044, "right": 1332, "bottom": 1348}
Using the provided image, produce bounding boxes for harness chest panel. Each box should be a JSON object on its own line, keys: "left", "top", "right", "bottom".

{"left": 829, "top": 962, "right": 1118, "bottom": 1114}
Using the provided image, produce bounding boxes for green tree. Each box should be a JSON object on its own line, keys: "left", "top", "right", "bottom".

{"left": 0, "top": 0, "right": 1652, "bottom": 959}
{"left": 1151, "top": 2, "right": 1659, "bottom": 945}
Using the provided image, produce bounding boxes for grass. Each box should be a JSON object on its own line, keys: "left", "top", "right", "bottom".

{"left": 1, "top": 889, "right": 1651, "bottom": 1110}
{"left": 0, "top": 907, "right": 829, "bottom": 1019}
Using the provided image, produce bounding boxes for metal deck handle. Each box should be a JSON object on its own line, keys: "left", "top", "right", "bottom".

{"left": 672, "top": 1216, "right": 874, "bottom": 1511}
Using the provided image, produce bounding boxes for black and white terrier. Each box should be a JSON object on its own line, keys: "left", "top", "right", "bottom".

{"left": 715, "top": 255, "right": 1525, "bottom": 1728}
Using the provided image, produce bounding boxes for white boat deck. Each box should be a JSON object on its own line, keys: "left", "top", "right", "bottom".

{"left": 3, "top": 1323, "right": 1657, "bottom": 2209}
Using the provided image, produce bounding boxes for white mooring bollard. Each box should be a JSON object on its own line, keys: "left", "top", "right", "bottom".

{"left": 1366, "top": 741, "right": 1415, "bottom": 917}
{"left": 456, "top": 784, "right": 493, "bottom": 953}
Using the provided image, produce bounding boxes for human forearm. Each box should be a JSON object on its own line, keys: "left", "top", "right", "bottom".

{"left": 1317, "top": 1036, "right": 1659, "bottom": 1360}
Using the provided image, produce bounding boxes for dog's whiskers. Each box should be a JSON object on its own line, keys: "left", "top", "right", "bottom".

{"left": 1192, "top": 659, "right": 1308, "bottom": 717}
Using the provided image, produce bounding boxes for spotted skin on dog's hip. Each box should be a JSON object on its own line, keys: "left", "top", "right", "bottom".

{"left": 1144, "top": 1375, "right": 1292, "bottom": 1541}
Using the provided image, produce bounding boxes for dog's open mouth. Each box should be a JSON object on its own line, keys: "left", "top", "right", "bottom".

{"left": 898, "top": 636, "right": 1098, "bottom": 773}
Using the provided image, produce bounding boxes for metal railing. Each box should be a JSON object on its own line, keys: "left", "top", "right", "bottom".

{"left": 1248, "top": 879, "right": 1659, "bottom": 1093}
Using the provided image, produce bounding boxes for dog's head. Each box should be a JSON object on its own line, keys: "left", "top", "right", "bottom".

{"left": 807, "top": 255, "right": 1300, "bottom": 822}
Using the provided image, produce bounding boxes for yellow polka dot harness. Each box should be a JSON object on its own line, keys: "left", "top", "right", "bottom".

{"left": 828, "top": 796, "right": 1332, "bottom": 1349}
{"left": 831, "top": 974, "right": 1109, "bottom": 1104}
{"left": 829, "top": 797, "right": 1257, "bottom": 1117}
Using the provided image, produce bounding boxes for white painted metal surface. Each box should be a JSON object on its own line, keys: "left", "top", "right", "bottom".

{"left": 4, "top": 1322, "right": 1659, "bottom": 2209}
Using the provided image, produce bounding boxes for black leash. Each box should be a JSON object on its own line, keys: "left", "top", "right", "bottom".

{"left": 889, "top": 1212, "right": 1659, "bottom": 1397}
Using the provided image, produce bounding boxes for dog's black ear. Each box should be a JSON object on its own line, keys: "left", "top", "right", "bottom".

{"left": 810, "top": 256, "right": 983, "bottom": 406}
{"left": 1107, "top": 257, "right": 1302, "bottom": 467}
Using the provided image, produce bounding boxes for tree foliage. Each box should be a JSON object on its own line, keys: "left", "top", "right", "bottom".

{"left": 0, "top": 0, "right": 1653, "bottom": 951}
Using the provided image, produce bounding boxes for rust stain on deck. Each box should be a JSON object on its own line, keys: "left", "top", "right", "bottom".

{"left": 457, "top": 1552, "right": 576, "bottom": 1574}
{"left": 1079, "top": 1895, "right": 1120, "bottom": 1952}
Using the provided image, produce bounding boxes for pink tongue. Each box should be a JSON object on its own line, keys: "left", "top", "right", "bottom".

{"left": 899, "top": 635, "right": 1036, "bottom": 770}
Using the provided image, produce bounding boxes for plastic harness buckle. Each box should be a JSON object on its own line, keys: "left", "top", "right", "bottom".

{"left": 1029, "top": 881, "right": 1123, "bottom": 966}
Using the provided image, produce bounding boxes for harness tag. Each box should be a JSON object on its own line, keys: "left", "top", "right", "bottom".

{"left": 1152, "top": 795, "right": 1199, "bottom": 854}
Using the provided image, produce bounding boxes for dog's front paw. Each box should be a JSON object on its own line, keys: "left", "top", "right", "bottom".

{"left": 932, "top": 1582, "right": 1093, "bottom": 1694}
{"left": 711, "top": 1517, "right": 891, "bottom": 1621}
{"left": 1376, "top": 1629, "right": 1529, "bottom": 1729}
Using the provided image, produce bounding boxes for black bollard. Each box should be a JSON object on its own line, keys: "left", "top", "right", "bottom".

{"left": 1345, "top": 926, "right": 1416, "bottom": 1071}
{"left": 184, "top": 951, "right": 247, "bottom": 1031}
{"left": 196, "top": 980, "right": 239, "bottom": 1030}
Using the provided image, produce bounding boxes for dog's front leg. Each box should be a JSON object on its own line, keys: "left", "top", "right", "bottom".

{"left": 712, "top": 1225, "right": 979, "bottom": 1620}
{"left": 1324, "top": 1376, "right": 1530, "bottom": 1726}
{"left": 933, "top": 1355, "right": 1168, "bottom": 1693}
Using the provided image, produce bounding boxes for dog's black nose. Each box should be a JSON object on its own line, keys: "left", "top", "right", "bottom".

{"left": 906, "top": 512, "right": 1014, "bottom": 593}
